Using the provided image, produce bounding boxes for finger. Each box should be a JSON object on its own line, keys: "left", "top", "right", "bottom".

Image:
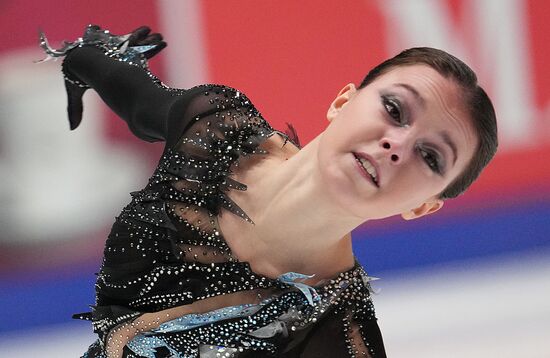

{"left": 147, "top": 33, "right": 163, "bottom": 42}
{"left": 137, "top": 33, "right": 163, "bottom": 46}
{"left": 143, "top": 41, "right": 167, "bottom": 59}
{"left": 128, "top": 26, "right": 151, "bottom": 44}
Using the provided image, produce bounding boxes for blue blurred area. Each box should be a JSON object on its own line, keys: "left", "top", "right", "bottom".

{"left": 354, "top": 199, "right": 550, "bottom": 274}
{"left": 0, "top": 265, "right": 96, "bottom": 333}
{"left": 2, "top": 198, "right": 549, "bottom": 334}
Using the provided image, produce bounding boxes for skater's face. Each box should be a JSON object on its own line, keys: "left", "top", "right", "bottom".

{"left": 318, "top": 65, "right": 477, "bottom": 220}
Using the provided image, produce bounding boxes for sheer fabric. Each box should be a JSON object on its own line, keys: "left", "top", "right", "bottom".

{"left": 63, "top": 46, "right": 386, "bottom": 358}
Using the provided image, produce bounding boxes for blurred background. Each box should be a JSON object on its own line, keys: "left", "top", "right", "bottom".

{"left": 1, "top": 0, "right": 549, "bottom": 357}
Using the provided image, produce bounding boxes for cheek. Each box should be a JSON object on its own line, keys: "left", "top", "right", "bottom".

{"left": 331, "top": 114, "right": 381, "bottom": 149}
{"left": 387, "top": 166, "right": 447, "bottom": 208}
{"left": 321, "top": 118, "right": 358, "bottom": 154}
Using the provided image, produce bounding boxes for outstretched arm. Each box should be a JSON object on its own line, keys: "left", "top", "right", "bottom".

{"left": 64, "top": 45, "right": 182, "bottom": 143}
{"left": 42, "top": 25, "right": 194, "bottom": 146}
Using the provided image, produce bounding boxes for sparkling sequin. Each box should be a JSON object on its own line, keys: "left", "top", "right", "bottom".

{"left": 76, "top": 85, "right": 382, "bottom": 357}
{"left": 47, "top": 26, "right": 385, "bottom": 358}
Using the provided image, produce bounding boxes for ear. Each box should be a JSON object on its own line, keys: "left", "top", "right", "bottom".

{"left": 401, "top": 199, "right": 444, "bottom": 220}
{"left": 327, "top": 83, "right": 357, "bottom": 122}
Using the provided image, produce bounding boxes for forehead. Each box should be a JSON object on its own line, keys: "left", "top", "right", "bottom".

{"left": 373, "top": 64, "right": 460, "bottom": 98}
{"left": 371, "top": 64, "right": 468, "bottom": 118}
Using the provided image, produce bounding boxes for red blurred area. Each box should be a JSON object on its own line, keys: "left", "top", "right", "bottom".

{"left": 202, "top": 0, "right": 387, "bottom": 144}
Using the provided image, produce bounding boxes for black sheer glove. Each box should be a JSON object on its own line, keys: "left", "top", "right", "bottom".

{"left": 38, "top": 24, "right": 167, "bottom": 130}
{"left": 126, "top": 25, "right": 167, "bottom": 60}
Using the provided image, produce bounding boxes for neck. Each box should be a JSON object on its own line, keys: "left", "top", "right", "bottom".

{"left": 221, "top": 133, "right": 366, "bottom": 278}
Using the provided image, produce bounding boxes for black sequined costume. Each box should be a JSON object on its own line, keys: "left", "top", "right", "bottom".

{"left": 49, "top": 28, "right": 386, "bottom": 358}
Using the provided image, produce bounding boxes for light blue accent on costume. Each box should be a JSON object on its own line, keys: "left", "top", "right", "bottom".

{"left": 126, "top": 271, "right": 319, "bottom": 357}
{"left": 361, "top": 274, "right": 381, "bottom": 294}
{"left": 128, "top": 45, "right": 158, "bottom": 54}
{"left": 277, "top": 272, "right": 320, "bottom": 305}
{"left": 151, "top": 303, "right": 261, "bottom": 334}
{"left": 120, "top": 45, "right": 157, "bottom": 62}
{"left": 126, "top": 304, "right": 262, "bottom": 358}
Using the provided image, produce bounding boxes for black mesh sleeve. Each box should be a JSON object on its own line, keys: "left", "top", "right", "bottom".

{"left": 63, "top": 46, "right": 193, "bottom": 145}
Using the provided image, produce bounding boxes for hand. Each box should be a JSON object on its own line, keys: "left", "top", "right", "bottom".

{"left": 127, "top": 26, "right": 167, "bottom": 59}
{"left": 41, "top": 24, "right": 169, "bottom": 130}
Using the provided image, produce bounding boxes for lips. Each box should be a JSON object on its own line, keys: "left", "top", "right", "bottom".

{"left": 352, "top": 152, "right": 380, "bottom": 187}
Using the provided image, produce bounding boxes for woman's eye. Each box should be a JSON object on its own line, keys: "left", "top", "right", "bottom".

{"left": 382, "top": 97, "right": 405, "bottom": 125}
{"left": 420, "top": 148, "right": 442, "bottom": 174}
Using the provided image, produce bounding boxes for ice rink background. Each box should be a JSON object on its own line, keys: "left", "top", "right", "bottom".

{"left": 1, "top": 1, "right": 549, "bottom": 357}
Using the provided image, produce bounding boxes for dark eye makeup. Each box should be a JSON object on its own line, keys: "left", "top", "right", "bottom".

{"left": 418, "top": 146, "right": 444, "bottom": 175}
{"left": 380, "top": 94, "right": 445, "bottom": 175}
{"left": 381, "top": 95, "right": 406, "bottom": 126}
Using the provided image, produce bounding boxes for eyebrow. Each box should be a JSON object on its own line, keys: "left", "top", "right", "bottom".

{"left": 394, "top": 83, "right": 458, "bottom": 167}
{"left": 392, "top": 83, "right": 459, "bottom": 168}
{"left": 440, "top": 130, "right": 458, "bottom": 166}
{"left": 394, "top": 83, "right": 425, "bottom": 107}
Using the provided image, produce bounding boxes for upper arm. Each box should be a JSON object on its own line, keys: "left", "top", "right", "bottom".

{"left": 163, "top": 84, "right": 266, "bottom": 150}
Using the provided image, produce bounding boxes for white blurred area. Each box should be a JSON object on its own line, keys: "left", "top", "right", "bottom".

{"left": 374, "top": 250, "right": 550, "bottom": 357}
{"left": 1, "top": 250, "right": 548, "bottom": 357}
{"left": 0, "top": 48, "right": 149, "bottom": 243}
{"left": 0, "top": 323, "right": 95, "bottom": 357}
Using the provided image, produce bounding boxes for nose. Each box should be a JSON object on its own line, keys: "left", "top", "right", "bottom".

{"left": 381, "top": 139, "right": 406, "bottom": 164}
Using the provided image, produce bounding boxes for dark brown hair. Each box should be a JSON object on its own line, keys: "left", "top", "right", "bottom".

{"left": 358, "top": 47, "right": 498, "bottom": 199}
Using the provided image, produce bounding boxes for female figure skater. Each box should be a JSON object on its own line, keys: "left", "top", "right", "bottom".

{"left": 40, "top": 25, "right": 497, "bottom": 358}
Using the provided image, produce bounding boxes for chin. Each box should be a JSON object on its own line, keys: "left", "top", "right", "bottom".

{"left": 319, "top": 164, "right": 367, "bottom": 217}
